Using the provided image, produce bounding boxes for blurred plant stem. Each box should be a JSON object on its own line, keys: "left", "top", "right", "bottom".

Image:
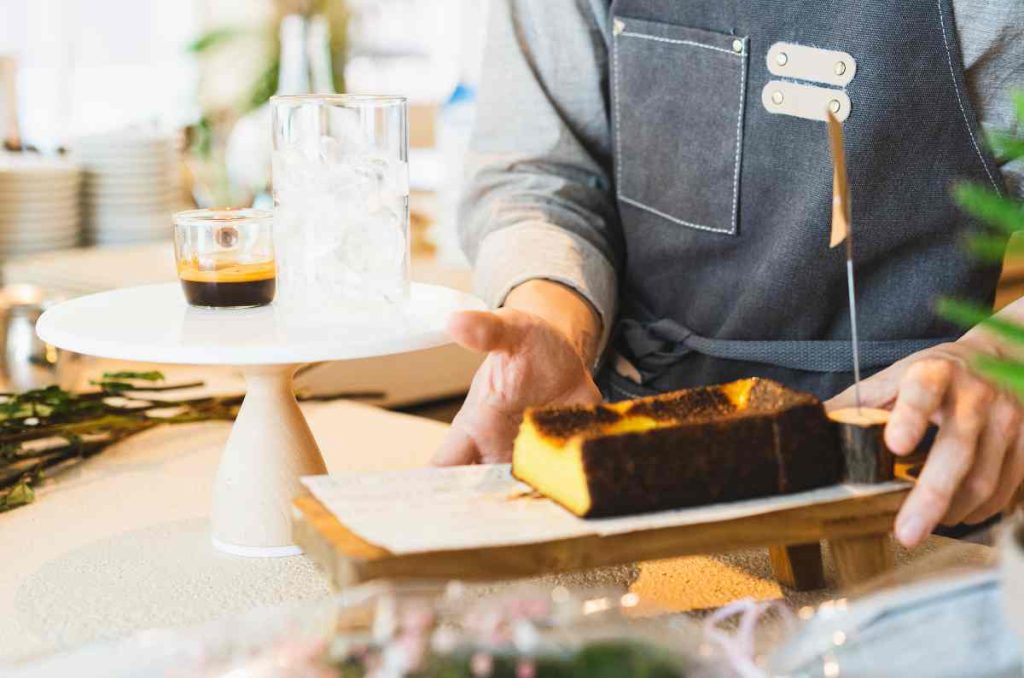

{"left": 0, "top": 371, "right": 382, "bottom": 514}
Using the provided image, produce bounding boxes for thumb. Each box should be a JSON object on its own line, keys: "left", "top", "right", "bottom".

{"left": 448, "top": 309, "right": 527, "bottom": 354}
{"left": 825, "top": 362, "right": 903, "bottom": 411}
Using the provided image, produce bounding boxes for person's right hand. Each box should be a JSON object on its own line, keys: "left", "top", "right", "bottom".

{"left": 432, "top": 307, "right": 602, "bottom": 466}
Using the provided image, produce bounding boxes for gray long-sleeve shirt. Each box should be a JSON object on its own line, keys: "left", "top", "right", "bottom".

{"left": 460, "top": 0, "right": 1024, "bottom": 353}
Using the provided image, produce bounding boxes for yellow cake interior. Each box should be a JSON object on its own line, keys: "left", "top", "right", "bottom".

{"left": 513, "top": 419, "right": 592, "bottom": 515}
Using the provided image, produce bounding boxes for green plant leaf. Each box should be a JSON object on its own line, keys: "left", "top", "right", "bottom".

{"left": 0, "top": 372, "right": 366, "bottom": 515}
{"left": 243, "top": 58, "right": 279, "bottom": 113}
{"left": 100, "top": 371, "right": 164, "bottom": 382}
{"left": 942, "top": 94, "right": 1024, "bottom": 400}
{"left": 974, "top": 355, "right": 1024, "bottom": 399}
{"left": 988, "top": 131, "right": 1024, "bottom": 163}
{"left": 967, "top": 233, "right": 1013, "bottom": 261}
{"left": 954, "top": 182, "right": 1024, "bottom": 234}
{"left": 188, "top": 115, "right": 214, "bottom": 159}
{"left": 92, "top": 372, "right": 165, "bottom": 394}
{"left": 970, "top": 235, "right": 1011, "bottom": 264}
{"left": 0, "top": 481, "right": 34, "bottom": 512}
{"left": 187, "top": 27, "right": 245, "bottom": 53}
{"left": 936, "top": 298, "right": 1024, "bottom": 344}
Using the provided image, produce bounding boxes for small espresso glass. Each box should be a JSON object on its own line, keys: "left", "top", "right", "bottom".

{"left": 173, "top": 208, "right": 276, "bottom": 309}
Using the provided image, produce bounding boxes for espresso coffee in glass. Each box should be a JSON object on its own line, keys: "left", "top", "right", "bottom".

{"left": 173, "top": 208, "right": 276, "bottom": 309}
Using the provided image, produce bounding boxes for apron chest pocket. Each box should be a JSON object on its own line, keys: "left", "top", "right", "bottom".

{"left": 612, "top": 17, "right": 748, "bottom": 235}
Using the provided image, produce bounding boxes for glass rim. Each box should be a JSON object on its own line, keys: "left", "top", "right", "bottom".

{"left": 270, "top": 93, "right": 408, "bottom": 107}
{"left": 173, "top": 207, "right": 273, "bottom": 227}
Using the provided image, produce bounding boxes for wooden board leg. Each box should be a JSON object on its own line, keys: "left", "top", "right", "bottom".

{"left": 769, "top": 543, "right": 826, "bottom": 591}
{"left": 828, "top": 533, "right": 894, "bottom": 588}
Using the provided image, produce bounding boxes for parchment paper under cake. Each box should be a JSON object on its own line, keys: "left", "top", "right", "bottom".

{"left": 301, "top": 465, "right": 906, "bottom": 556}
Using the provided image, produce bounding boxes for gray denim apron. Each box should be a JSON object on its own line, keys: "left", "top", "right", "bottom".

{"left": 602, "top": 0, "right": 1005, "bottom": 402}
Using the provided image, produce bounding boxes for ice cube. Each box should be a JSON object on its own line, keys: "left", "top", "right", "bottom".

{"left": 273, "top": 146, "right": 410, "bottom": 309}
{"left": 318, "top": 135, "right": 343, "bottom": 164}
{"left": 341, "top": 207, "right": 407, "bottom": 276}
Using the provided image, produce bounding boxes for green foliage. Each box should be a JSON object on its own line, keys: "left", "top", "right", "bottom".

{"left": 937, "top": 299, "right": 1024, "bottom": 345}
{"left": 0, "top": 384, "right": 104, "bottom": 421}
{"left": 246, "top": 58, "right": 281, "bottom": 113}
{"left": 966, "top": 233, "right": 1024, "bottom": 262}
{"left": 90, "top": 371, "right": 166, "bottom": 393}
{"left": 944, "top": 90, "right": 1024, "bottom": 398}
{"left": 0, "top": 481, "right": 34, "bottom": 511}
{"left": 338, "top": 641, "right": 687, "bottom": 677}
{"left": 184, "top": 2, "right": 349, "bottom": 186}
{"left": 973, "top": 355, "right": 1024, "bottom": 394}
{"left": 189, "top": 115, "right": 214, "bottom": 159}
{"left": 100, "top": 371, "right": 165, "bottom": 382}
{"left": 0, "top": 375, "right": 235, "bottom": 514}
{"left": 186, "top": 27, "right": 248, "bottom": 54}
{"left": 986, "top": 94, "right": 1024, "bottom": 163}
{"left": 188, "top": 1, "right": 348, "bottom": 118}
{"left": 989, "top": 131, "right": 1024, "bottom": 163}
{"left": 954, "top": 182, "right": 1024, "bottom": 234}
{"left": 0, "top": 375, "right": 373, "bottom": 514}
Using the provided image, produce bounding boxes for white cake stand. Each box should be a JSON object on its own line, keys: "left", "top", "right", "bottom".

{"left": 36, "top": 282, "right": 485, "bottom": 557}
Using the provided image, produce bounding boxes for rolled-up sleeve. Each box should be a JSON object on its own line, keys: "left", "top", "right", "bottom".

{"left": 460, "top": 0, "right": 621, "bottom": 350}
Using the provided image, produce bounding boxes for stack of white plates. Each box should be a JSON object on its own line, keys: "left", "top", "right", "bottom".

{"left": 74, "top": 131, "right": 182, "bottom": 245}
{"left": 0, "top": 154, "right": 82, "bottom": 257}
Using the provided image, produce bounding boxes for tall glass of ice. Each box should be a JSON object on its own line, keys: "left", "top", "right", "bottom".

{"left": 271, "top": 95, "right": 409, "bottom": 311}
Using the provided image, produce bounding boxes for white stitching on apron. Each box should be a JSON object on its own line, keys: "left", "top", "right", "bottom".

{"left": 730, "top": 37, "right": 748, "bottom": 234}
{"left": 936, "top": 0, "right": 1001, "bottom": 193}
{"left": 618, "top": 31, "right": 744, "bottom": 56}
{"left": 612, "top": 25, "right": 748, "bottom": 236}
{"left": 610, "top": 24, "right": 618, "bottom": 206}
{"left": 619, "top": 195, "right": 735, "bottom": 234}
{"left": 612, "top": 24, "right": 624, "bottom": 216}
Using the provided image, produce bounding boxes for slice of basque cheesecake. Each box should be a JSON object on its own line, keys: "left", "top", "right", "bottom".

{"left": 511, "top": 378, "right": 843, "bottom": 518}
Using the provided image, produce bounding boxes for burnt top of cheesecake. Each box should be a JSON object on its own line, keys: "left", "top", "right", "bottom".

{"left": 526, "top": 378, "right": 821, "bottom": 442}
{"left": 529, "top": 405, "right": 625, "bottom": 440}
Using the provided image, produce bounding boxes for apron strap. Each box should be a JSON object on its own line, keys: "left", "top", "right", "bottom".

{"left": 619, "top": 315, "right": 954, "bottom": 376}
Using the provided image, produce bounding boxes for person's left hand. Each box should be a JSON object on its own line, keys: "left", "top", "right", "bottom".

{"left": 827, "top": 340, "right": 1024, "bottom": 548}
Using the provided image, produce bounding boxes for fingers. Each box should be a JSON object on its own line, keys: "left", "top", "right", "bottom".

{"left": 885, "top": 359, "right": 954, "bottom": 454}
{"left": 448, "top": 310, "right": 527, "bottom": 354}
{"left": 827, "top": 364, "right": 901, "bottom": 411}
{"left": 825, "top": 387, "right": 861, "bottom": 412}
{"left": 432, "top": 421, "right": 480, "bottom": 466}
{"left": 827, "top": 374, "right": 892, "bottom": 411}
{"left": 945, "top": 393, "right": 1020, "bottom": 525}
{"left": 894, "top": 374, "right": 991, "bottom": 547}
{"left": 964, "top": 403, "right": 1024, "bottom": 525}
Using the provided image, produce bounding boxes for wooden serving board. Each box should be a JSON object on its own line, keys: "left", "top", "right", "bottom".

{"left": 292, "top": 485, "right": 910, "bottom": 592}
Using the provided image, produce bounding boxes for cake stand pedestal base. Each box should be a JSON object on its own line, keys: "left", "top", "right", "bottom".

{"left": 36, "top": 282, "right": 485, "bottom": 558}
{"left": 211, "top": 363, "right": 327, "bottom": 557}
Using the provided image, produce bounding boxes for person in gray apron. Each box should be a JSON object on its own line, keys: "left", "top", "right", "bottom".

{"left": 435, "top": 0, "right": 1024, "bottom": 549}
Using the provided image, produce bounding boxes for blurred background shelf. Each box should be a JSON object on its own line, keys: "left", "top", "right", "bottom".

{"left": 0, "top": 0, "right": 490, "bottom": 416}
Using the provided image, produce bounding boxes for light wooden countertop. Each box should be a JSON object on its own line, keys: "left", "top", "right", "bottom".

{"left": 0, "top": 366, "right": 993, "bottom": 664}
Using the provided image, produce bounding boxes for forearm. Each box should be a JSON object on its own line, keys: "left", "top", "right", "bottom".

{"left": 504, "top": 279, "right": 602, "bottom": 366}
{"left": 470, "top": 221, "right": 617, "bottom": 362}
{"left": 460, "top": 0, "right": 619, "bottom": 365}
{"left": 959, "top": 294, "right": 1024, "bottom": 358}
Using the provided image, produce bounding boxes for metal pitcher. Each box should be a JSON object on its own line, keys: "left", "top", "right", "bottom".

{"left": 0, "top": 285, "right": 80, "bottom": 392}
